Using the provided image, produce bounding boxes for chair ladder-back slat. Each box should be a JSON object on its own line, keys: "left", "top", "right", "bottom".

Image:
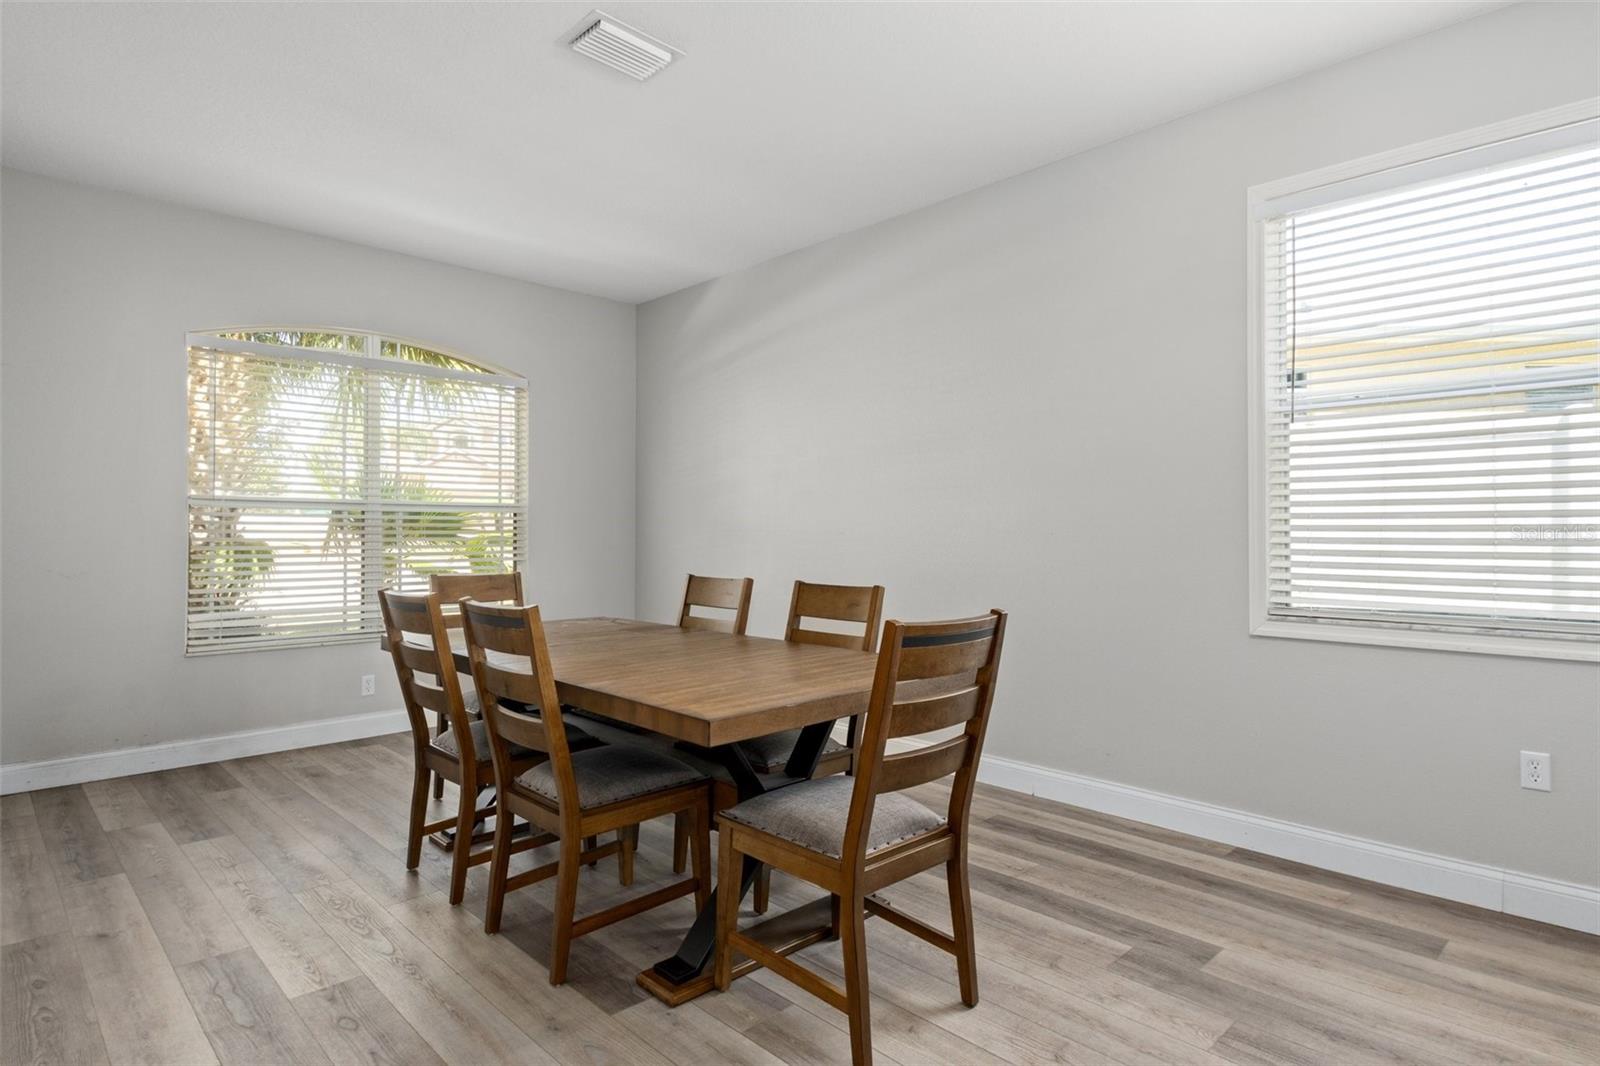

{"left": 407, "top": 681, "right": 452, "bottom": 715}
{"left": 875, "top": 736, "right": 970, "bottom": 793}
{"left": 456, "top": 598, "right": 539, "bottom": 655}
{"left": 483, "top": 701, "right": 551, "bottom": 755}
{"left": 886, "top": 686, "right": 982, "bottom": 738}
{"left": 893, "top": 635, "right": 994, "bottom": 682}
{"left": 475, "top": 662, "right": 545, "bottom": 709}
{"left": 395, "top": 640, "right": 445, "bottom": 675}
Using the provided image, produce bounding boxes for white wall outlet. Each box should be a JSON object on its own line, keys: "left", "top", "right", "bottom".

{"left": 360, "top": 674, "right": 376, "bottom": 697}
{"left": 1520, "top": 751, "right": 1551, "bottom": 792}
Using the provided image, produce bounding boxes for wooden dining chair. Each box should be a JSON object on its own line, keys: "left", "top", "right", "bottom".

{"left": 461, "top": 599, "right": 715, "bottom": 984}
{"left": 744, "top": 580, "right": 886, "bottom": 777}
{"left": 380, "top": 588, "right": 552, "bottom": 907}
{"left": 423, "top": 572, "right": 524, "bottom": 798}
{"left": 443, "top": 572, "right": 617, "bottom": 866}
{"left": 713, "top": 610, "right": 1008, "bottom": 1066}
{"left": 669, "top": 573, "right": 754, "bottom": 875}
{"left": 729, "top": 581, "right": 885, "bottom": 912}
{"left": 429, "top": 572, "right": 605, "bottom": 864}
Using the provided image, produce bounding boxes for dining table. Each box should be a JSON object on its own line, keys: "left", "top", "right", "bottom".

{"left": 399, "top": 615, "right": 881, "bottom": 1005}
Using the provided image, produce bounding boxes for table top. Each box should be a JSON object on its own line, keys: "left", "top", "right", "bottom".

{"left": 407, "top": 617, "right": 879, "bottom": 748}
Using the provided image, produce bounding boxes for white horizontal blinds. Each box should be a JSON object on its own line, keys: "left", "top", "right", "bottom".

{"left": 187, "top": 332, "right": 526, "bottom": 654}
{"left": 1263, "top": 137, "right": 1600, "bottom": 641}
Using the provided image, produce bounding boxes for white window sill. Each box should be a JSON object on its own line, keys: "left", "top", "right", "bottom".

{"left": 1251, "top": 618, "right": 1599, "bottom": 663}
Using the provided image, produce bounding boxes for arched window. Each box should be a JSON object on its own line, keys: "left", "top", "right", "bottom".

{"left": 186, "top": 328, "right": 527, "bottom": 653}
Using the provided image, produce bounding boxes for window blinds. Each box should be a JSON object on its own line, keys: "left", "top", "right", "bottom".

{"left": 1260, "top": 132, "right": 1599, "bottom": 643}
{"left": 186, "top": 333, "right": 527, "bottom": 653}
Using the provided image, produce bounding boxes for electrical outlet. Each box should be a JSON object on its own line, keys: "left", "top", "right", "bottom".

{"left": 1520, "top": 751, "right": 1551, "bottom": 792}
{"left": 360, "top": 674, "right": 376, "bottom": 697}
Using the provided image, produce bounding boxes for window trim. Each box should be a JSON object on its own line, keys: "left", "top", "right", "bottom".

{"left": 183, "top": 326, "right": 529, "bottom": 655}
{"left": 1245, "top": 100, "right": 1600, "bottom": 663}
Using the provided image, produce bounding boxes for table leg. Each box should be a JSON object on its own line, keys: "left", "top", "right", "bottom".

{"left": 640, "top": 719, "right": 837, "bottom": 1004}
{"left": 648, "top": 853, "right": 762, "bottom": 986}
{"left": 784, "top": 717, "right": 839, "bottom": 779}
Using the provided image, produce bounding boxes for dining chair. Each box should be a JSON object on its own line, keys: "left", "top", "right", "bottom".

{"left": 380, "top": 588, "right": 554, "bottom": 907}
{"left": 746, "top": 580, "right": 886, "bottom": 777}
{"left": 460, "top": 598, "right": 714, "bottom": 984}
{"left": 712, "top": 610, "right": 1008, "bottom": 1066}
{"left": 670, "top": 573, "right": 754, "bottom": 875}
{"left": 424, "top": 572, "right": 524, "bottom": 799}
{"left": 441, "top": 572, "right": 616, "bottom": 865}
{"left": 733, "top": 580, "right": 885, "bottom": 912}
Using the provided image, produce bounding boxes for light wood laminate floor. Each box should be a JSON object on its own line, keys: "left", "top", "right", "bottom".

{"left": 3, "top": 733, "right": 1596, "bottom": 1065}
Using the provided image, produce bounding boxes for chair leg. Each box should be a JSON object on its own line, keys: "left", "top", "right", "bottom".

{"left": 672, "top": 811, "right": 688, "bottom": 874}
{"left": 689, "top": 802, "right": 711, "bottom": 910}
{"left": 431, "top": 714, "right": 446, "bottom": 799}
{"left": 618, "top": 825, "right": 636, "bottom": 887}
{"left": 447, "top": 775, "right": 476, "bottom": 906}
{"left": 584, "top": 835, "right": 599, "bottom": 868}
{"left": 948, "top": 854, "right": 978, "bottom": 1006}
{"left": 840, "top": 892, "right": 873, "bottom": 1066}
{"left": 483, "top": 797, "right": 515, "bottom": 934}
{"left": 753, "top": 864, "right": 771, "bottom": 915}
{"left": 549, "top": 835, "right": 582, "bottom": 986}
{"left": 713, "top": 826, "right": 740, "bottom": 991}
{"left": 405, "top": 762, "right": 429, "bottom": 870}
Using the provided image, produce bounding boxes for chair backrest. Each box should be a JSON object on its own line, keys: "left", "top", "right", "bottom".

{"left": 458, "top": 598, "right": 581, "bottom": 815}
{"left": 431, "top": 572, "right": 524, "bottom": 628}
{"left": 678, "top": 574, "right": 754, "bottom": 635}
{"left": 784, "top": 581, "right": 885, "bottom": 652}
{"left": 843, "top": 611, "right": 1008, "bottom": 866}
{"left": 378, "top": 589, "right": 475, "bottom": 759}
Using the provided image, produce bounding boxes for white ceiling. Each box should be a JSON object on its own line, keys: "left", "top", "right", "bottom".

{"left": 3, "top": 1, "right": 1503, "bottom": 303}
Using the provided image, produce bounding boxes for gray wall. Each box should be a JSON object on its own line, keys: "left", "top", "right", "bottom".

{"left": 0, "top": 170, "right": 636, "bottom": 765}
{"left": 636, "top": 2, "right": 1600, "bottom": 885}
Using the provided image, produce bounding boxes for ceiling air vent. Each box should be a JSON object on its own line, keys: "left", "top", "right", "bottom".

{"left": 569, "top": 13, "right": 677, "bottom": 81}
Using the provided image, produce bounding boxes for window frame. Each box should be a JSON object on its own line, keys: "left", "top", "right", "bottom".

{"left": 183, "top": 326, "right": 529, "bottom": 655}
{"left": 1246, "top": 100, "right": 1600, "bottom": 663}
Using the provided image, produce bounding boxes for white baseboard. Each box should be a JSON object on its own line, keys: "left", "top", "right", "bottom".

{"left": 0, "top": 708, "right": 410, "bottom": 795}
{"left": 932, "top": 743, "right": 1597, "bottom": 936}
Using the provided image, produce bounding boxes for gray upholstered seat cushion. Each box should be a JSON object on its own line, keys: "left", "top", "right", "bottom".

{"left": 736, "top": 729, "right": 847, "bottom": 774}
{"left": 718, "top": 776, "right": 945, "bottom": 858}
{"left": 514, "top": 744, "right": 706, "bottom": 809}
{"left": 432, "top": 718, "right": 505, "bottom": 760}
{"left": 430, "top": 716, "right": 591, "bottom": 761}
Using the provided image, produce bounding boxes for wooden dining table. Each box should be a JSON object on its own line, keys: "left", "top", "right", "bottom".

{"left": 402, "top": 615, "right": 880, "bottom": 1005}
